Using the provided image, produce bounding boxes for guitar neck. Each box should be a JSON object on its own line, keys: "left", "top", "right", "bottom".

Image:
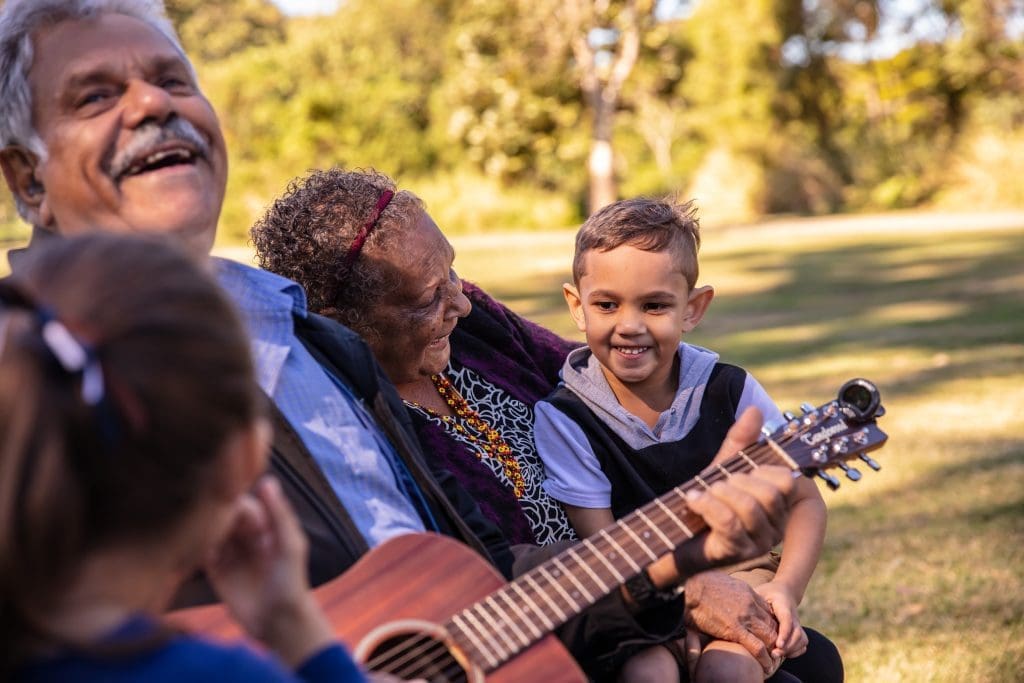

{"left": 442, "top": 440, "right": 790, "bottom": 672}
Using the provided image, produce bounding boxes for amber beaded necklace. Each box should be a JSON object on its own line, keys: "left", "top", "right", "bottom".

{"left": 411, "top": 374, "right": 526, "bottom": 498}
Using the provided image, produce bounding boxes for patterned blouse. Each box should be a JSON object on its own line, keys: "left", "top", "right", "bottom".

{"left": 406, "top": 362, "right": 576, "bottom": 546}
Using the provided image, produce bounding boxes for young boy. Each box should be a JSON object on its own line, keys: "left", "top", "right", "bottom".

{"left": 534, "top": 197, "right": 827, "bottom": 683}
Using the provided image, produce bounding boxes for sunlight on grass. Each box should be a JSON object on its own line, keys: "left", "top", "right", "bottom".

{"left": 874, "top": 261, "right": 961, "bottom": 283}
{"left": 868, "top": 300, "right": 969, "bottom": 324}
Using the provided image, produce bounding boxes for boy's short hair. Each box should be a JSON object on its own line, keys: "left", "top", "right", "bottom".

{"left": 572, "top": 197, "right": 702, "bottom": 289}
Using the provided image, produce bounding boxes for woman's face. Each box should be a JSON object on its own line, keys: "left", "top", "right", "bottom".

{"left": 364, "top": 209, "right": 471, "bottom": 387}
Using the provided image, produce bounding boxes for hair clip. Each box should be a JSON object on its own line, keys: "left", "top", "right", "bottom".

{"left": 343, "top": 189, "right": 395, "bottom": 267}
{"left": 0, "top": 282, "right": 105, "bottom": 407}
{"left": 40, "top": 316, "right": 104, "bottom": 406}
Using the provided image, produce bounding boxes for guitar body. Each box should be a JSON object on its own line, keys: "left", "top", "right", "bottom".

{"left": 171, "top": 533, "right": 585, "bottom": 682}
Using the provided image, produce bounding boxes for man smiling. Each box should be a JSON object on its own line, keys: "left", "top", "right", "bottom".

{"left": 0, "top": 8, "right": 226, "bottom": 258}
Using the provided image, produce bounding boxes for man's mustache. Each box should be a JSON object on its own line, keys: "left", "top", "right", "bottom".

{"left": 108, "top": 119, "right": 210, "bottom": 179}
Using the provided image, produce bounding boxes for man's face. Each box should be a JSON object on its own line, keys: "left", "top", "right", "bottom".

{"left": 23, "top": 13, "right": 227, "bottom": 254}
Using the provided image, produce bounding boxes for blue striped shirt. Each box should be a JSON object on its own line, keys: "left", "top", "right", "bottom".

{"left": 215, "top": 258, "right": 425, "bottom": 546}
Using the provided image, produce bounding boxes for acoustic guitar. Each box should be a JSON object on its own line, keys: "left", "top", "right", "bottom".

{"left": 172, "top": 378, "right": 888, "bottom": 682}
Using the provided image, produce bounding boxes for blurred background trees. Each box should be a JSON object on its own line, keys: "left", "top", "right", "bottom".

{"left": 2, "top": 0, "right": 1022, "bottom": 243}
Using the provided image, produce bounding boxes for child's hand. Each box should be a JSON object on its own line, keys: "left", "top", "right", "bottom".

{"left": 205, "top": 476, "right": 333, "bottom": 668}
{"left": 754, "top": 580, "right": 808, "bottom": 659}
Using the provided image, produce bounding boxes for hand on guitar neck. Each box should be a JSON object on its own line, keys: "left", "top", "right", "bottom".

{"left": 644, "top": 407, "right": 796, "bottom": 590}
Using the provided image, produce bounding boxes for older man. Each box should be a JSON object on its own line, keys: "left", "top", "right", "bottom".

{"left": 0, "top": 2, "right": 826, "bottom": 681}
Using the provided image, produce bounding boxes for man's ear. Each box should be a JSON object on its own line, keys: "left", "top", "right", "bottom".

{"left": 682, "top": 285, "right": 715, "bottom": 333}
{"left": 0, "top": 146, "right": 48, "bottom": 226}
{"left": 563, "top": 282, "right": 587, "bottom": 333}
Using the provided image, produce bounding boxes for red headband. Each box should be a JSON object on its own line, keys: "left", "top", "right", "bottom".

{"left": 343, "top": 189, "right": 394, "bottom": 267}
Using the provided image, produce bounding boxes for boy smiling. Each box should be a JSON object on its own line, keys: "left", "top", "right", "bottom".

{"left": 535, "top": 197, "right": 829, "bottom": 682}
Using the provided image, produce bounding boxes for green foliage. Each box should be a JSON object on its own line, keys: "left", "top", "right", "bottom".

{"left": 166, "top": 0, "right": 285, "bottom": 62}
{"left": 835, "top": 44, "right": 961, "bottom": 208}
{"left": 411, "top": 170, "right": 580, "bottom": 234}
{"left": 432, "top": 0, "right": 586, "bottom": 187}
{"left": 0, "top": 192, "right": 28, "bottom": 246}
{"left": 681, "top": 0, "right": 783, "bottom": 148}
{"left": 202, "top": 0, "right": 453, "bottom": 240}
{"left": 157, "top": 0, "right": 1024, "bottom": 240}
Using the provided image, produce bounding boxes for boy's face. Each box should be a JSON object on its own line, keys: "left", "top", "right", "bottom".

{"left": 565, "top": 245, "right": 714, "bottom": 401}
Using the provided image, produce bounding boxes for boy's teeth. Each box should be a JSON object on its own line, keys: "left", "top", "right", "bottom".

{"left": 617, "top": 346, "right": 648, "bottom": 355}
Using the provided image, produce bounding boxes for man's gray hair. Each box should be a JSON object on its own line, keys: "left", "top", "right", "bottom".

{"left": 0, "top": 0, "right": 190, "bottom": 201}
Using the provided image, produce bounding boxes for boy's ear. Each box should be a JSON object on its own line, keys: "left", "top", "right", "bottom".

{"left": 682, "top": 285, "right": 714, "bottom": 333}
{"left": 0, "top": 146, "right": 49, "bottom": 227}
{"left": 563, "top": 282, "right": 587, "bottom": 333}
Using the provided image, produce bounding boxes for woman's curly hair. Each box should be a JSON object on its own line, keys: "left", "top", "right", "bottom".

{"left": 251, "top": 168, "right": 424, "bottom": 345}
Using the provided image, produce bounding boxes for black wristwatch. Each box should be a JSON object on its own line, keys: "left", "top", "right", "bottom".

{"left": 625, "top": 569, "right": 681, "bottom": 609}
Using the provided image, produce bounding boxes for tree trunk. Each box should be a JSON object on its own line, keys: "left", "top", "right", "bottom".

{"left": 588, "top": 98, "right": 618, "bottom": 213}
{"left": 562, "top": 0, "right": 645, "bottom": 216}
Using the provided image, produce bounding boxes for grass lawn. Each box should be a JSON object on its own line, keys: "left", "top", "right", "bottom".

{"left": 451, "top": 213, "right": 1024, "bottom": 683}
{"left": 3, "top": 212, "right": 1021, "bottom": 680}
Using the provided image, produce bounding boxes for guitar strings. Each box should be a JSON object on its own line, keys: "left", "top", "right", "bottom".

{"left": 364, "top": 632, "right": 444, "bottom": 672}
{"left": 390, "top": 647, "right": 466, "bottom": 682}
{"left": 364, "top": 632, "right": 455, "bottom": 675}
{"left": 366, "top": 635, "right": 468, "bottom": 681}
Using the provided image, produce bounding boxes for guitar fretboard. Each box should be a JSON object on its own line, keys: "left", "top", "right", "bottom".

{"left": 443, "top": 434, "right": 797, "bottom": 672}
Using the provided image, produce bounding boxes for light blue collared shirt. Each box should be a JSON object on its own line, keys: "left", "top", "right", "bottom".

{"left": 215, "top": 258, "right": 425, "bottom": 546}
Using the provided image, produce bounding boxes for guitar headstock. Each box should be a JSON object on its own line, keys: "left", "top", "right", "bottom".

{"left": 764, "top": 378, "right": 888, "bottom": 490}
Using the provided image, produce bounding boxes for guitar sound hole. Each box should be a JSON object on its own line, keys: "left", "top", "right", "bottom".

{"left": 364, "top": 631, "right": 471, "bottom": 682}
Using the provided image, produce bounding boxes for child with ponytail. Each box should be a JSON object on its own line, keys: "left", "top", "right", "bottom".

{"left": 0, "top": 233, "right": 366, "bottom": 682}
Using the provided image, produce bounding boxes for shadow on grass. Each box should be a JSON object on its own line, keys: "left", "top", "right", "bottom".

{"left": 690, "top": 232, "right": 1024, "bottom": 375}
{"left": 482, "top": 230, "right": 1024, "bottom": 400}
{"left": 807, "top": 439, "right": 1023, "bottom": 663}
{"left": 824, "top": 439, "right": 1023, "bottom": 527}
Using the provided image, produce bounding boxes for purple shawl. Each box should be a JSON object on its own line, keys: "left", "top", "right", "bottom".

{"left": 407, "top": 281, "right": 581, "bottom": 544}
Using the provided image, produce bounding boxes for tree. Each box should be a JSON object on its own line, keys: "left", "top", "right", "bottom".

{"left": 559, "top": 0, "right": 658, "bottom": 213}
{"left": 436, "top": 0, "right": 682, "bottom": 214}
{"left": 199, "top": 0, "right": 453, "bottom": 239}
{"left": 618, "top": 17, "right": 698, "bottom": 192}
{"left": 165, "top": 0, "right": 285, "bottom": 62}
{"left": 432, "top": 0, "right": 584, "bottom": 190}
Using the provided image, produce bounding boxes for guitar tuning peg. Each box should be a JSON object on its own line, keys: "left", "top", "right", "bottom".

{"left": 800, "top": 403, "right": 816, "bottom": 414}
{"left": 837, "top": 462, "right": 862, "bottom": 481}
{"left": 858, "top": 453, "right": 882, "bottom": 471}
{"left": 783, "top": 411, "right": 797, "bottom": 421}
{"left": 817, "top": 471, "right": 841, "bottom": 490}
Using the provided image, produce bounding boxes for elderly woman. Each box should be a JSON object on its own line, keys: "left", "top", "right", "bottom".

{"left": 251, "top": 169, "right": 578, "bottom": 546}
